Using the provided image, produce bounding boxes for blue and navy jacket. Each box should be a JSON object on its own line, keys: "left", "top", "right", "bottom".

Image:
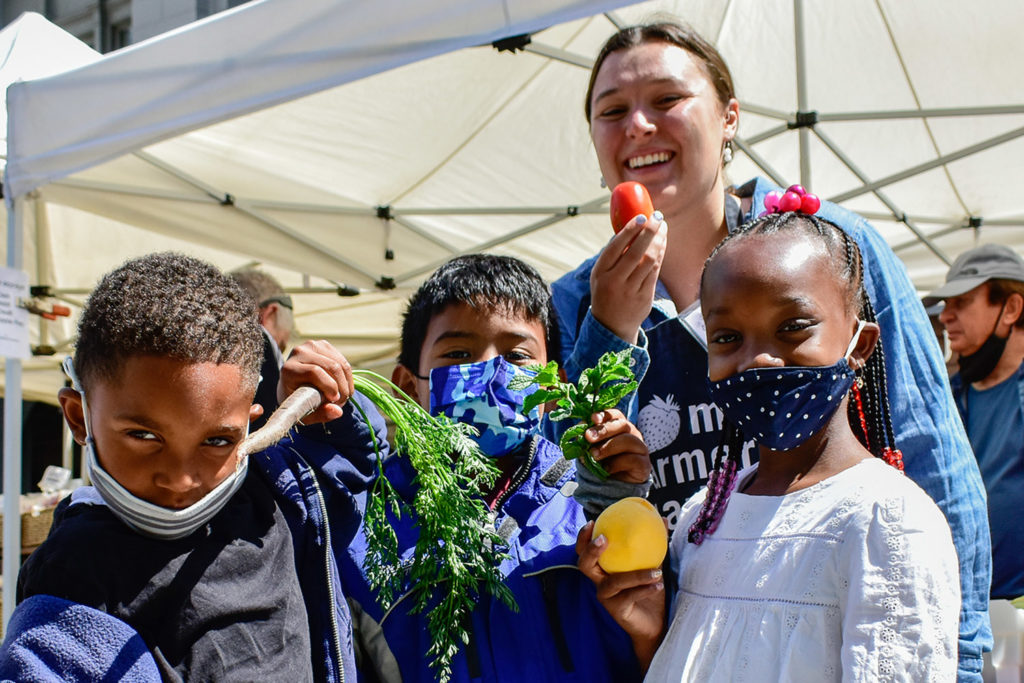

{"left": 256, "top": 392, "right": 386, "bottom": 683}
{"left": 0, "top": 393, "right": 386, "bottom": 683}
{"left": 340, "top": 434, "right": 642, "bottom": 683}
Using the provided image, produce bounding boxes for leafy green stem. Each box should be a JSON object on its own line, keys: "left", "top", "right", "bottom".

{"left": 351, "top": 369, "right": 515, "bottom": 682}
{"left": 508, "top": 349, "right": 638, "bottom": 480}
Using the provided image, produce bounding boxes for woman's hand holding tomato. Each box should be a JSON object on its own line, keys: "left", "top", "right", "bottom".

{"left": 577, "top": 519, "right": 667, "bottom": 670}
{"left": 610, "top": 182, "right": 655, "bottom": 234}
{"left": 590, "top": 194, "right": 667, "bottom": 345}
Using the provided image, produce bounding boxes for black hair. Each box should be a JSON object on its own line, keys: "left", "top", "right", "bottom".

{"left": 398, "top": 254, "right": 561, "bottom": 373}
{"left": 687, "top": 211, "right": 903, "bottom": 545}
{"left": 75, "top": 252, "right": 263, "bottom": 392}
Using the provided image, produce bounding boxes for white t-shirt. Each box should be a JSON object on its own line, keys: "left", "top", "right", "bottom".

{"left": 645, "top": 458, "right": 959, "bottom": 683}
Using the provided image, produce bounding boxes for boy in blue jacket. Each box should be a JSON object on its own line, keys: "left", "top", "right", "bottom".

{"left": 339, "top": 254, "right": 652, "bottom": 682}
{"left": 0, "top": 253, "right": 385, "bottom": 682}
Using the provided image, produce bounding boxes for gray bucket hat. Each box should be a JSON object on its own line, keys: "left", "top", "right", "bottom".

{"left": 924, "top": 244, "right": 1024, "bottom": 305}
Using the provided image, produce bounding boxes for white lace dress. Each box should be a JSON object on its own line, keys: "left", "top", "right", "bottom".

{"left": 645, "top": 458, "right": 959, "bottom": 682}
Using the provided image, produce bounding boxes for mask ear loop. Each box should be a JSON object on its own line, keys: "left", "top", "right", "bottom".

{"left": 843, "top": 320, "right": 867, "bottom": 364}
{"left": 62, "top": 357, "right": 94, "bottom": 444}
{"left": 63, "top": 357, "right": 102, "bottom": 487}
{"left": 845, "top": 320, "right": 871, "bottom": 448}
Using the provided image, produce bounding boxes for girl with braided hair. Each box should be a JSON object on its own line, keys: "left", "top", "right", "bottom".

{"left": 578, "top": 210, "right": 960, "bottom": 681}
{"left": 556, "top": 21, "right": 990, "bottom": 678}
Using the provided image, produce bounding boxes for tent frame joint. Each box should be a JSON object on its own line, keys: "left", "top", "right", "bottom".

{"left": 788, "top": 110, "right": 819, "bottom": 129}
{"left": 221, "top": 193, "right": 236, "bottom": 206}
{"left": 968, "top": 216, "right": 983, "bottom": 229}
{"left": 567, "top": 205, "right": 579, "bottom": 217}
{"left": 376, "top": 205, "right": 393, "bottom": 220}
{"left": 492, "top": 33, "right": 532, "bottom": 53}
{"left": 376, "top": 276, "right": 396, "bottom": 291}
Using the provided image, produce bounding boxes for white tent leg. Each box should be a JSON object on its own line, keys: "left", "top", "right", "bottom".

{"left": 4, "top": 197, "right": 25, "bottom": 630}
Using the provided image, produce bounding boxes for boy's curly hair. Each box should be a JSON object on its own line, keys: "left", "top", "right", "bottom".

{"left": 74, "top": 252, "right": 263, "bottom": 391}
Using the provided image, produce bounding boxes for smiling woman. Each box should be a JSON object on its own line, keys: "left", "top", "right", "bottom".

{"left": 552, "top": 19, "right": 993, "bottom": 681}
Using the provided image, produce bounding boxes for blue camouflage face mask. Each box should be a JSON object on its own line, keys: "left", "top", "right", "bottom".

{"left": 428, "top": 356, "right": 541, "bottom": 457}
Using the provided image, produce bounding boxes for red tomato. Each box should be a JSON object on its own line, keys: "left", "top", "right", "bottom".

{"left": 610, "top": 182, "right": 654, "bottom": 234}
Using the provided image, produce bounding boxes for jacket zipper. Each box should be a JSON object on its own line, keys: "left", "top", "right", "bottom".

{"left": 292, "top": 448, "right": 345, "bottom": 683}
{"left": 490, "top": 436, "right": 538, "bottom": 513}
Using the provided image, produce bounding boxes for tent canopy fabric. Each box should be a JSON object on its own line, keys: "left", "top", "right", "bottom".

{"left": 5, "top": 0, "right": 1024, "bottom": 402}
{"left": 3, "top": 0, "right": 1024, "bottom": 631}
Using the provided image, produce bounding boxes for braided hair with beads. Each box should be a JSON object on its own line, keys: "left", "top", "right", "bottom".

{"left": 687, "top": 210, "right": 904, "bottom": 546}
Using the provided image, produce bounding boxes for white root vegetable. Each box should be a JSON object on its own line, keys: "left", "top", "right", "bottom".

{"left": 237, "top": 385, "right": 321, "bottom": 459}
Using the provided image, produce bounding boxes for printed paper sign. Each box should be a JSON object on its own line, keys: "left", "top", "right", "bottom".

{"left": 0, "top": 267, "right": 30, "bottom": 360}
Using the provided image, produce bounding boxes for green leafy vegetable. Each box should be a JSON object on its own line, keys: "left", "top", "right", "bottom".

{"left": 349, "top": 370, "right": 515, "bottom": 683}
{"left": 508, "top": 349, "right": 637, "bottom": 479}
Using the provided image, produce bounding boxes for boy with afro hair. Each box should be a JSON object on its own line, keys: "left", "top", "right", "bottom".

{"left": 0, "top": 252, "right": 384, "bottom": 682}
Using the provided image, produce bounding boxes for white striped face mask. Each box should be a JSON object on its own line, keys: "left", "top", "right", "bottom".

{"left": 63, "top": 357, "right": 248, "bottom": 540}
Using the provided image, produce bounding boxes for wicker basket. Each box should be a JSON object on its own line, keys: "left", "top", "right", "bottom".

{"left": 0, "top": 505, "right": 56, "bottom": 552}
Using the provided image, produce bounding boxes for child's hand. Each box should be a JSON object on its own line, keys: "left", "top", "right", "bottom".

{"left": 576, "top": 520, "right": 666, "bottom": 669}
{"left": 589, "top": 213, "right": 667, "bottom": 345}
{"left": 278, "top": 340, "right": 354, "bottom": 424}
{"left": 584, "top": 409, "right": 652, "bottom": 484}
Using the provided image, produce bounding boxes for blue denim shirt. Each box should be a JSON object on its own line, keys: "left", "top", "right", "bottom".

{"left": 551, "top": 177, "right": 992, "bottom": 681}
{"left": 542, "top": 295, "right": 654, "bottom": 517}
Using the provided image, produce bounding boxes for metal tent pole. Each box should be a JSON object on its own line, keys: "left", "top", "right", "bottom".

{"left": 793, "top": 0, "right": 811, "bottom": 187}
{"left": 393, "top": 193, "right": 609, "bottom": 286}
{"left": 829, "top": 124, "right": 1024, "bottom": 204}
{"left": 813, "top": 127, "right": 951, "bottom": 265}
{"left": 3, "top": 196, "right": 24, "bottom": 630}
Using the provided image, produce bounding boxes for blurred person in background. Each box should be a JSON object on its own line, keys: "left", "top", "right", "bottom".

{"left": 929, "top": 243, "right": 1024, "bottom": 683}
{"left": 230, "top": 268, "right": 294, "bottom": 429}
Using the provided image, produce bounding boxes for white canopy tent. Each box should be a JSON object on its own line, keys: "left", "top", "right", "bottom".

{"left": 4, "top": 0, "right": 1024, "bottom": 624}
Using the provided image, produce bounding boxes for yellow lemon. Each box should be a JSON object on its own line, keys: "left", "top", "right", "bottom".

{"left": 592, "top": 496, "right": 668, "bottom": 573}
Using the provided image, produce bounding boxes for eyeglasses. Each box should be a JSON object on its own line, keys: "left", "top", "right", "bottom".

{"left": 259, "top": 294, "right": 293, "bottom": 310}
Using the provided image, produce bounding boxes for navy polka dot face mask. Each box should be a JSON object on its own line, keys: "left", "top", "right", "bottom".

{"left": 708, "top": 321, "right": 865, "bottom": 451}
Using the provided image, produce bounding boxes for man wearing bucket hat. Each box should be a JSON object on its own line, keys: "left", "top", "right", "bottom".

{"left": 928, "top": 243, "right": 1024, "bottom": 680}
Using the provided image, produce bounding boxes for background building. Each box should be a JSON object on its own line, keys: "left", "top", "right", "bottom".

{"left": 1, "top": 0, "right": 250, "bottom": 52}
